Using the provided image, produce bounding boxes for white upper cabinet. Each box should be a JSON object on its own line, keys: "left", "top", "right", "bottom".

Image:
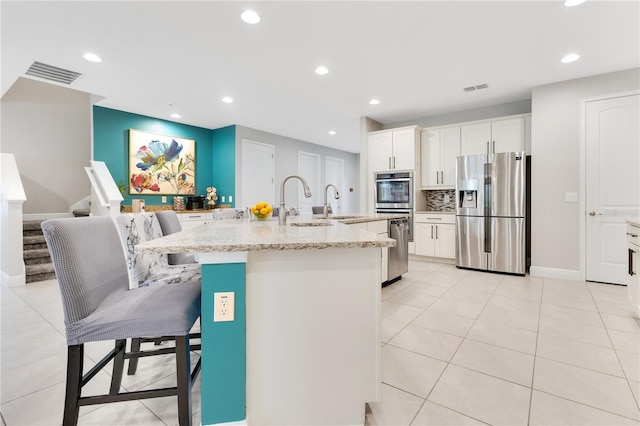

{"left": 420, "top": 127, "right": 460, "bottom": 188}
{"left": 461, "top": 117, "right": 524, "bottom": 155}
{"left": 368, "top": 126, "right": 419, "bottom": 172}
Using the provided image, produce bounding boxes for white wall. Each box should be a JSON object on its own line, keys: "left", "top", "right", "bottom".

{"left": 530, "top": 68, "right": 640, "bottom": 275}
{"left": 234, "top": 125, "right": 360, "bottom": 213}
{"left": 1, "top": 78, "right": 92, "bottom": 214}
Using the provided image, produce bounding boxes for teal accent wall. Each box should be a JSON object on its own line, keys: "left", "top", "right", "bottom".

{"left": 212, "top": 125, "right": 236, "bottom": 207}
{"left": 93, "top": 106, "right": 236, "bottom": 206}
{"left": 200, "top": 262, "right": 246, "bottom": 424}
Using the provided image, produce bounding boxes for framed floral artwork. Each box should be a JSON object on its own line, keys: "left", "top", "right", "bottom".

{"left": 128, "top": 129, "right": 196, "bottom": 195}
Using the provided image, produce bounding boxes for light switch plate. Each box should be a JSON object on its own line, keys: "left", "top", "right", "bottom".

{"left": 213, "top": 292, "right": 235, "bottom": 322}
{"left": 565, "top": 192, "right": 578, "bottom": 203}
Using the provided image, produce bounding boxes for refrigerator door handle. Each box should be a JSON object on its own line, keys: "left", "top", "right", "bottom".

{"left": 484, "top": 161, "right": 492, "bottom": 253}
{"left": 486, "top": 141, "right": 489, "bottom": 155}
{"left": 492, "top": 140, "right": 496, "bottom": 154}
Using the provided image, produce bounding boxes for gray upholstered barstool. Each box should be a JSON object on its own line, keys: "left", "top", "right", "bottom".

{"left": 155, "top": 210, "right": 196, "bottom": 265}
{"left": 41, "top": 216, "right": 201, "bottom": 426}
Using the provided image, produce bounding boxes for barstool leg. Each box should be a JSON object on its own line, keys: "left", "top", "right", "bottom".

{"left": 63, "top": 344, "right": 83, "bottom": 426}
{"left": 175, "top": 335, "right": 192, "bottom": 426}
{"left": 127, "top": 337, "right": 141, "bottom": 375}
{"left": 110, "top": 339, "right": 127, "bottom": 394}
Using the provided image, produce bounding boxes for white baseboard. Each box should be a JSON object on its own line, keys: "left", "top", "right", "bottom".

{"left": 1, "top": 271, "right": 26, "bottom": 287}
{"left": 529, "top": 266, "right": 582, "bottom": 281}
{"left": 23, "top": 212, "right": 73, "bottom": 221}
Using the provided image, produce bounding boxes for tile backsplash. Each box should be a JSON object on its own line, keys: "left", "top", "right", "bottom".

{"left": 424, "top": 189, "right": 456, "bottom": 212}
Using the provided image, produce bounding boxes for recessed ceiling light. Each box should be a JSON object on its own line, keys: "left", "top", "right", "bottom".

{"left": 561, "top": 53, "right": 580, "bottom": 63}
{"left": 222, "top": 97, "right": 234, "bottom": 103}
{"left": 171, "top": 113, "right": 181, "bottom": 119}
{"left": 328, "top": 130, "right": 336, "bottom": 135}
{"left": 83, "top": 53, "right": 102, "bottom": 63}
{"left": 315, "top": 66, "right": 329, "bottom": 75}
{"left": 564, "top": 0, "right": 586, "bottom": 6}
{"left": 241, "top": 10, "right": 260, "bottom": 24}
{"left": 369, "top": 99, "right": 380, "bottom": 105}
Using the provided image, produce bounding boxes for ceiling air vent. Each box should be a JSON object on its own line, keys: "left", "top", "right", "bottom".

{"left": 463, "top": 83, "right": 489, "bottom": 92}
{"left": 25, "top": 61, "right": 81, "bottom": 85}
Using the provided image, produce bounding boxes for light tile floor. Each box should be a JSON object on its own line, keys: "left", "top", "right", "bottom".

{"left": 2, "top": 258, "right": 639, "bottom": 425}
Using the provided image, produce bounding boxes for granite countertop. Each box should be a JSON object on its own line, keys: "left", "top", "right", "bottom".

{"left": 628, "top": 220, "right": 640, "bottom": 228}
{"left": 135, "top": 215, "right": 396, "bottom": 254}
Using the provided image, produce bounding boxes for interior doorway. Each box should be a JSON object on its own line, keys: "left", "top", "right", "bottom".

{"left": 584, "top": 92, "right": 639, "bottom": 284}
{"left": 325, "top": 156, "right": 344, "bottom": 214}
{"left": 241, "top": 139, "right": 275, "bottom": 208}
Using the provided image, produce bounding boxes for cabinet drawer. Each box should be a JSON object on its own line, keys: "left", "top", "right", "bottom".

{"left": 415, "top": 213, "right": 455, "bottom": 224}
{"left": 180, "top": 212, "right": 210, "bottom": 222}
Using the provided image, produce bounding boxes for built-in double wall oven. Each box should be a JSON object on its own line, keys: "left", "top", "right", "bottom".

{"left": 374, "top": 171, "right": 413, "bottom": 241}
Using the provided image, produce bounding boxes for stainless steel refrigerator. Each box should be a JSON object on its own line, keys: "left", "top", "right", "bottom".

{"left": 455, "top": 152, "right": 526, "bottom": 275}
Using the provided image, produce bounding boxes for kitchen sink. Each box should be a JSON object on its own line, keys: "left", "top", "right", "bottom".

{"left": 289, "top": 222, "right": 334, "bottom": 227}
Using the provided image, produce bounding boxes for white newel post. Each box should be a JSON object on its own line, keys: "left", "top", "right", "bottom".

{"left": 85, "top": 161, "right": 123, "bottom": 218}
{"left": 1, "top": 153, "right": 27, "bottom": 287}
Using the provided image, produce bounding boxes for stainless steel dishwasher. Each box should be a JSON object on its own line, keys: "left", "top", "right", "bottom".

{"left": 387, "top": 217, "right": 409, "bottom": 284}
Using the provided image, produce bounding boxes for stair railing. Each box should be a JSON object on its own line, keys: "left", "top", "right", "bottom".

{"left": 84, "top": 161, "right": 123, "bottom": 218}
{"left": 1, "top": 153, "right": 27, "bottom": 286}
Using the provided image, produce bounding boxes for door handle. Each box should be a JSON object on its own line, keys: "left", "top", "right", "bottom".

{"left": 629, "top": 248, "right": 636, "bottom": 276}
{"left": 431, "top": 225, "right": 434, "bottom": 239}
{"left": 435, "top": 225, "right": 438, "bottom": 239}
{"left": 393, "top": 156, "right": 396, "bottom": 169}
{"left": 626, "top": 232, "right": 638, "bottom": 238}
{"left": 388, "top": 157, "right": 391, "bottom": 170}
{"left": 436, "top": 171, "right": 439, "bottom": 184}
{"left": 492, "top": 140, "right": 495, "bottom": 153}
{"left": 486, "top": 141, "right": 490, "bottom": 155}
{"left": 588, "top": 211, "right": 602, "bottom": 216}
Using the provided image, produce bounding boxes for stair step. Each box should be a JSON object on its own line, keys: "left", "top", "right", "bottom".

{"left": 24, "top": 235, "right": 46, "bottom": 245}
{"left": 24, "top": 248, "right": 51, "bottom": 259}
{"left": 26, "top": 271, "right": 57, "bottom": 283}
{"left": 23, "top": 220, "right": 44, "bottom": 231}
{"left": 26, "top": 263, "right": 55, "bottom": 276}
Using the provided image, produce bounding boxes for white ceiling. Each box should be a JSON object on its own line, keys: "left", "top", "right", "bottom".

{"left": 2, "top": 1, "right": 639, "bottom": 153}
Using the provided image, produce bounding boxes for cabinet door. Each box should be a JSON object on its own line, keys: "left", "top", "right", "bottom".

{"left": 392, "top": 128, "right": 416, "bottom": 170}
{"left": 414, "top": 223, "right": 435, "bottom": 256}
{"left": 434, "top": 224, "right": 456, "bottom": 259}
{"left": 492, "top": 118, "right": 524, "bottom": 153}
{"left": 461, "top": 122, "right": 491, "bottom": 156}
{"left": 420, "top": 129, "right": 440, "bottom": 187}
{"left": 368, "top": 132, "right": 393, "bottom": 172}
{"left": 440, "top": 127, "right": 461, "bottom": 186}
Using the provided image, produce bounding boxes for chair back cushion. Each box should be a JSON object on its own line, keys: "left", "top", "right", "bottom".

{"left": 41, "top": 217, "right": 129, "bottom": 326}
{"left": 114, "top": 213, "right": 171, "bottom": 288}
{"left": 155, "top": 210, "right": 196, "bottom": 265}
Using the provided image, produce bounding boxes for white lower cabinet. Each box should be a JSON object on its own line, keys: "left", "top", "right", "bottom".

{"left": 178, "top": 211, "right": 212, "bottom": 230}
{"left": 348, "top": 220, "right": 389, "bottom": 283}
{"left": 414, "top": 213, "right": 455, "bottom": 259}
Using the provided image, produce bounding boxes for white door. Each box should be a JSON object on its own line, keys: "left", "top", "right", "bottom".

{"left": 586, "top": 93, "right": 640, "bottom": 284}
{"left": 461, "top": 122, "right": 491, "bottom": 155}
{"left": 242, "top": 140, "right": 275, "bottom": 208}
{"left": 325, "top": 156, "right": 344, "bottom": 214}
{"left": 392, "top": 128, "right": 416, "bottom": 170}
{"left": 421, "top": 129, "right": 440, "bottom": 187}
{"left": 491, "top": 118, "right": 524, "bottom": 153}
{"left": 441, "top": 127, "right": 461, "bottom": 186}
{"left": 297, "top": 151, "right": 321, "bottom": 214}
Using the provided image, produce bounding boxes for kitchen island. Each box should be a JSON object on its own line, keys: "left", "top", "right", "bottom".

{"left": 136, "top": 215, "right": 396, "bottom": 425}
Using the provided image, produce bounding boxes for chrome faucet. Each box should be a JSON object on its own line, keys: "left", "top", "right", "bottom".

{"left": 279, "top": 175, "right": 312, "bottom": 225}
{"left": 323, "top": 184, "right": 340, "bottom": 218}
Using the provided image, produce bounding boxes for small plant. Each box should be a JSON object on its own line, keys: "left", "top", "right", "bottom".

{"left": 117, "top": 180, "right": 128, "bottom": 197}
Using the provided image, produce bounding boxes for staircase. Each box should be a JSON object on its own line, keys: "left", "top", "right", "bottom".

{"left": 23, "top": 220, "right": 56, "bottom": 283}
